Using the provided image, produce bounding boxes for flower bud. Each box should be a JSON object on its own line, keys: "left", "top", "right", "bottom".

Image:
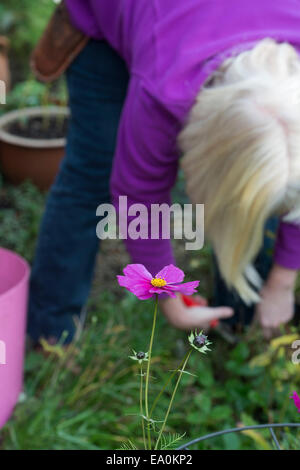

{"left": 193, "top": 334, "right": 207, "bottom": 348}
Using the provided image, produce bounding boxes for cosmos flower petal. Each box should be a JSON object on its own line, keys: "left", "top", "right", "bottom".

{"left": 155, "top": 264, "right": 185, "bottom": 284}
{"left": 133, "top": 291, "right": 154, "bottom": 300}
{"left": 290, "top": 391, "right": 300, "bottom": 412}
{"left": 128, "top": 283, "right": 153, "bottom": 296}
{"left": 117, "top": 264, "right": 199, "bottom": 300}
{"left": 130, "top": 283, "right": 152, "bottom": 295}
{"left": 123, "top": 264, "right": 153, "bottom": 281}
{"left": 167, "top": 281, "right": 200, "bottom": 295}
{"left": 127, "top": 286, "right": 154, "bottom": 300}
{"left": 148, "top": 288, "right": 166, "bottom": 294}
{"left": 117, "top": 275, "right": 148, "bottom": 288}
{"left": 148, "top": 287, "right": 177, "bottom": 298}
{"left": 117, "top": 275, "right": 132, "bottom": 288}
{"left": 117, "top": 275, "right": 153, "bottom": 298}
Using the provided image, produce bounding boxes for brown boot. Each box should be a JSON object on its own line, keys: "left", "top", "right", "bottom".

{"left": 30, "top": 0, "right": 89, "bottom": 83}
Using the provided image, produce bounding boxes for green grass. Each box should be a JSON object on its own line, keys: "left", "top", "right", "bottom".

{"left": 0, "top": 178, "right": 45, "bottom": 262}
{"left": 0, "top": 180, "right": 299, "bottom": 450}
{"left": 1, "top": 291, "right": 300, "bottom": 450}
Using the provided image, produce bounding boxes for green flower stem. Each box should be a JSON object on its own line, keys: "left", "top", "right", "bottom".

{"left": 154, "top": 349, "right": 192, "bottom": 450}
{"left": 140, "top": 366, "right": 147, "bottom": 450}
{"left": 145, "top": 294, "right": 158, "bottom": 450}
{"left": 149, "top": 349, "right": 191, "bottom": 419}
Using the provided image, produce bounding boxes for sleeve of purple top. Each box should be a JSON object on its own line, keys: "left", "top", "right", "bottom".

{"left": 274, "top": 221, "right": 300, "bottom": 270}
{"left": 65, "top": 0, "right": 103, "bottom": 39}
{"left": 110, "top": 78, "right": 180, "bottom": 278}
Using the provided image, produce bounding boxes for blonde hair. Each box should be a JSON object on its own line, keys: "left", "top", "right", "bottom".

{"left": 179, "top": 39, "right": 300, "bottom": 304}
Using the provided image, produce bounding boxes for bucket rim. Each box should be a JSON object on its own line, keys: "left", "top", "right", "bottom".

{"left": 0, "top": 247, "right": 30, "bottom": 305}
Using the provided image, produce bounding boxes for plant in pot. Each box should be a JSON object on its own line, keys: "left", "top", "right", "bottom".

{"left": 0, "top": 0, "right": 56, "bottom": 84}
{"left": 0, "top": 79, "right": 69, "bottom": 190}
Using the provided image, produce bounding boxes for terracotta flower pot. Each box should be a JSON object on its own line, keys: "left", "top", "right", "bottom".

{"left": 0, "top": 106, "right": 69, "bottom": 190}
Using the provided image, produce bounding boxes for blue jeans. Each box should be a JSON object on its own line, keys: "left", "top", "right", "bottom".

{"left": 27, "top": 40, "right": 129, "bottom": 343}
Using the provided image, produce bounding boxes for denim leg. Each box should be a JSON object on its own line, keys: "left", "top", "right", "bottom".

{"left": 212, "top": 217, "right": 279, "bottom": 327}
{"left": 27, "top": 40, "right": 129, "bottom": 343}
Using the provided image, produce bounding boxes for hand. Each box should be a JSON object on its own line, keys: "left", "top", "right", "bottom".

{"left": 255, "top": 264, "right": 296, "bottom": 339}
{"left": 159, "top": 293, "right": 234, "bottom": 331}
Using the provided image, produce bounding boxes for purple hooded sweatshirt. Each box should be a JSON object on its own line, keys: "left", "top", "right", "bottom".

{"left": 66, "top": 0, "right": 300, "bottom": 277}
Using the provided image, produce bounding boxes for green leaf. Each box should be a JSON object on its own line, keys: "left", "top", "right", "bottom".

{"left": 197, "top": 368, "right": 214, "bottom": 387}
{"left": 230, "top": 343, "right": 250, "bottom": 362}
{"left": 159, "top": 433, "right": 186, "bottom": 450}
{"left": 241, "top": 429, "right": 272, "bottom": 451}
{"left": 210, "top": 405, "right": 232, "bottom": 421}
{"left": 222, "top": 432, "right": 241, "bottom": 450}
{"left": 247, "top": 390, "right": 265, "bottom": 408}
{"left": 194, "top": 394, "right": 212, "bottom": 414}
{"left": 119, "top": 440, "right": 138, "bottom": 451}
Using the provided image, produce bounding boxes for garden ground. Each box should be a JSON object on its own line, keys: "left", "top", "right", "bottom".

{"left": 0, "top": 179, "right": 299, "bottom": 450}
{"left": 0, "top": 1, "right": 300, "bottom": 448}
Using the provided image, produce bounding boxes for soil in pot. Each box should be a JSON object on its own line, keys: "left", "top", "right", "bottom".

{"left": 7, "top": 115, "right": 69, "bottom": 140}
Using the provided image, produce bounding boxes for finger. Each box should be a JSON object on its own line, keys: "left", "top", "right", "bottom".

{"left": 201, "top": 306, "right": 234, "bottom": 321}
{"left": 214, "top": 307, "right": 234, "bottom": 319}
{"left": 194, "top": 294, "right": 209, "bottom": 307}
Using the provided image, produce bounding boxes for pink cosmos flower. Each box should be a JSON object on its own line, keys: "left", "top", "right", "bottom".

{"left": 117, "top": 264, "right": 199, "bottom": 300}
{"left": 290, "top": 391, "right": 300, "bottom": 413}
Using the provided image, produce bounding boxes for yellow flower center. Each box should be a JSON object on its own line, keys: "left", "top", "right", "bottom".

{"left": 151, "top": 278, "right": 167, "bottom": 288}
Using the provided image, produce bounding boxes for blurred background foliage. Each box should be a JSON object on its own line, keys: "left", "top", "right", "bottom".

{"left": 0, "top": 0, "right": 66, "bottom": 115}
{"left": 0, "top": 0, "right": 57, "bottom": 83}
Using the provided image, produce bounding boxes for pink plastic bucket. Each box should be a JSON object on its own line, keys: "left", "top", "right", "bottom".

{"left": 0, "top": 247, "right": 30, "bottom": 428}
